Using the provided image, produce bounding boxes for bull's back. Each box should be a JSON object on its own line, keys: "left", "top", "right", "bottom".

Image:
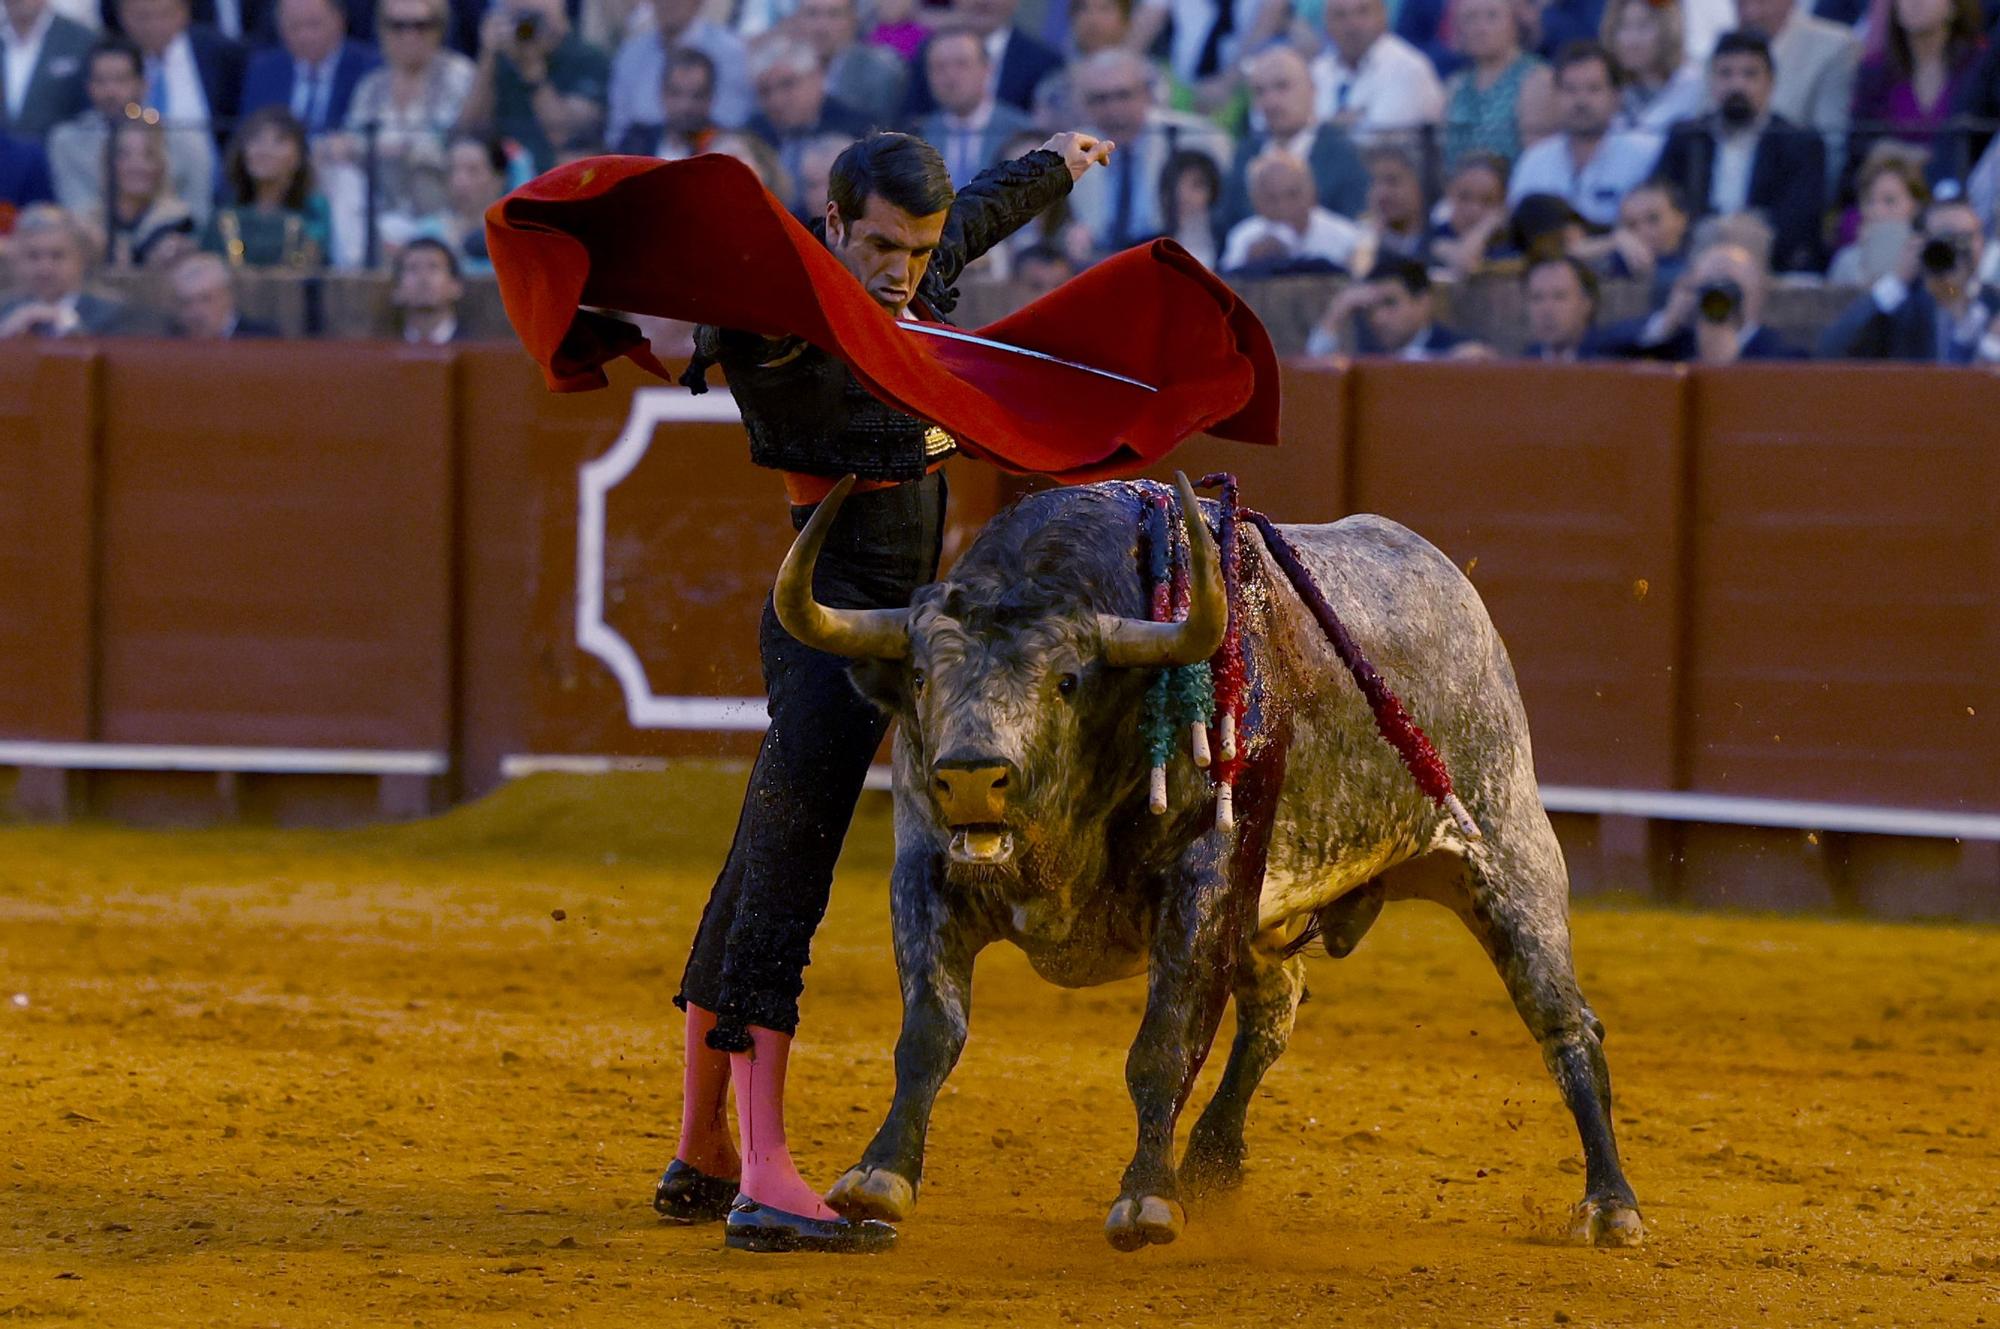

{"left": 1250, "top": 513, "right": 1532, "bottom": 929}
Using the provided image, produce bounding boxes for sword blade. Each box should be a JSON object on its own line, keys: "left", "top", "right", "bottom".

{"left": 898, "top": 322, "right": 1158, "bottom": 393}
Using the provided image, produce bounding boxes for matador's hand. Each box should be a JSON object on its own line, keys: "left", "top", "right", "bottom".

{"left": 1042, "top": 132, "right": 1115, "bottom": 182}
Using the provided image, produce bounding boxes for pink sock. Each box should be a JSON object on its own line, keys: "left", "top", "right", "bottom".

{"left": 731, "top": 1026, "right": 839, "bottom": 1219}
{"left": 674, "top": 1005, "right": 739, "bottom": 1178}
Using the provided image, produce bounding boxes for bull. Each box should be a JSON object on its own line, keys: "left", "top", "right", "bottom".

{"left": 775, "top": 472, "right": 1643, "bottom": 1251}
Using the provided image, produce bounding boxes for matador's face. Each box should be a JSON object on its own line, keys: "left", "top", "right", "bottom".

{"left": 825, "top": 195, "right": 949, "bottom": 316}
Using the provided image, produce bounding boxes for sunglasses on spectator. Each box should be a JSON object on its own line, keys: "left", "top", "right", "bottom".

{"left": 383, "top": 16, "right": 442, "bottom": 31}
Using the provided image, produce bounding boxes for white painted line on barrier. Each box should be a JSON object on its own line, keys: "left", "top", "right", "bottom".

{"left": 574, "top": 387, "right": 752, "bottom": 730}
{"left": 501, "top": 754, "right": 897, "bottom": 792}
{"left": 1540, "top": 785, "right": 2000, "bottom": 842}
{"left": 0, "top": 741, "right": 447, "bottom": 776}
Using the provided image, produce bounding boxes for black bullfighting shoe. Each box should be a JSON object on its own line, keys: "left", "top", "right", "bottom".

{"left": 723, "top": 1197, "right": 897, "bottom": 1254}
{"left": 653, "top": 1160, "right": 740, "bottom": 1224}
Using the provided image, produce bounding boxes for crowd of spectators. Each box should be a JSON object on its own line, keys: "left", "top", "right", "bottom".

{"left": 0, "top": 0, "right": 1995, "bottom": 362}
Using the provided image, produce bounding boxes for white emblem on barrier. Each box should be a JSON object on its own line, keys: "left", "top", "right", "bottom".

{"left": 575, "top": 386, "right": 770, "bottom": 731}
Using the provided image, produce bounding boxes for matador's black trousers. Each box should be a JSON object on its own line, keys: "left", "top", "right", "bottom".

{"left": 676, "top": 472, "right": 946, "bottom": 1052}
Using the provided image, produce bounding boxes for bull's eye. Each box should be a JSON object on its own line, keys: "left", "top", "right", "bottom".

{"left": 911, "top": 669, "right": 927, "bottom": 693}
{"left": 1057, "top": 672, "right": 1080, "bottom": 699}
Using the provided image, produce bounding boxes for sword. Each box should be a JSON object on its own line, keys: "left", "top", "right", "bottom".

{"left": 897, "top": 322, "right": 1158, "bottom": 393}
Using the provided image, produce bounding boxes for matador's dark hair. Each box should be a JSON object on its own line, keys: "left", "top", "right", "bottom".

{"left": 828, "top": 133, "right": 955, "bottom": 226}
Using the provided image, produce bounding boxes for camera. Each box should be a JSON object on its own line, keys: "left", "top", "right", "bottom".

{"left": 512, "top": 10, "right": 542, "bottom": 43}
{"left": 1696, "top": 279, "right": 1742, "bottom": 325}
{"left": 1920, "top": 235, "right": 1968, "bottom": 276}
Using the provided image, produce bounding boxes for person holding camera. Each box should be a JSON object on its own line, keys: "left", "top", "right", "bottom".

{"left": 1817, "top": 188, "right": 2000, "bottom": 364}
{"left": 1602, "top": 233, "right": 1806, "bottom": 362}
{"left": 455, "top": 0, "right": 608, "bottom": 172}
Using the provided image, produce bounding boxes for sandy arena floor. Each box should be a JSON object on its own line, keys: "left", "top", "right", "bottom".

{"left": 2, "top": 767, "right": 1996, "bottom": 1327}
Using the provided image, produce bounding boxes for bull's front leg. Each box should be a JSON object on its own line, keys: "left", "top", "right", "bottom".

{"left": 827, "top": 848, "right": 985, "bottom": 1224}
{"left": 1105, "top": 835, "right": 1243, "bottom": 1251}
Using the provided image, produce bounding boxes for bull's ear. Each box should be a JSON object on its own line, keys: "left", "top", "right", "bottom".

{"left": 846, "top": 658, "right": 909, "bottom": 713}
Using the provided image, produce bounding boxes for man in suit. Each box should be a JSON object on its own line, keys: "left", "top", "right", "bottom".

{"left": 169, "top": 251, "right": 280, "bottom": 336}
{"left": 1602, "top": 238, "right": 1808, "bottom": 361}
{"left": 1220, "top": 44, "right": 1367, "bottom": 231}
{"left": 1520, "top": 252, "right": 1604, "bottom": 359}
{"left": 1819, "top": 193, "right": 2000, "bottom": 364}
{"left": 106, "top": 0, "right": 280, "bottom": 46}
{"left": 1067, "top": 48, "right": 1228, "bottom": 253}
{"left": 391, "top": 235, "right": 468, "bottom": 342}
{"left": 606, "top": 0, "right": 749, "bottom": 149}
{"left": 117, "top": 0, "right": 245, "bottom": 138}
{"left": 1307, "top": 254, "right": 1481, "bottom": 356}
{"left": 1310, "top": 0, "right": 1444, "bottom": 132}
{"left": 1737, "top": 0, "right": 1857, "bottom": 186}
{"left": 49, "top": 36, "right": 217, "bottom": 221}
{"left": 915, "top": 28, "right": 1030, "bottom": 188}
{"left": 614, "top": 44, "right": 715, "bottom": 157}
{"left": 1, "top": 0, "right": 95, "bottom": 138}
{"left": 0, "top": 130, "right": 52, "bottom": 208}
{"left": 239, "top": 0, "right": 378, "bottom": 135}
{"left": 0, "top": 203, "right": 140, "bottom": 337}
{"left": 902, "top": 0, "right": 1062, "bottom": 118}
{"left": 746, "top": 38, "right": 871, "bottom": 211}
{"left": 1653, "top": 30, "right": 1827, "bottom": 273}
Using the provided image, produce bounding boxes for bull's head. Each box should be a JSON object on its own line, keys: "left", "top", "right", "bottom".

{"left": 773, "top": 473, "right": 1225, "bottom": 870}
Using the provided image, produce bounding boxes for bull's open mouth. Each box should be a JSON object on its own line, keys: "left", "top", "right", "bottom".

{"left": 947, "top": 823, "right": 1015, "bottom": 865}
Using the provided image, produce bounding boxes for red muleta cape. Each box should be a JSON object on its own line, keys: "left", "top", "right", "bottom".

{"left": 484, "top": 153, "right": 1280, "bottom": 482}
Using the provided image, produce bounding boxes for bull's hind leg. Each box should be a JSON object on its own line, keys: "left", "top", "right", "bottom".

{"left": 1179, "top": 947, "right": 1306, "bottom": 1198}
{"left": 1444, "top": 811, "right": 1643, "bottom": 1247}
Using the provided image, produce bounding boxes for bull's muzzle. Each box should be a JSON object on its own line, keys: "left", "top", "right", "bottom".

{"left": 931, "top": 758, "right": 1017, "bottom": 865}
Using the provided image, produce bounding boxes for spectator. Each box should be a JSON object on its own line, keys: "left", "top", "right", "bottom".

{"left": 1738, "top": 0, "right": 1859, "bottom": 175}
{"left": 1606, "top": 229, "right": 1808, "bottom": 360}
{"left": 791, "top": 129, "right": 853, "bottom": 214}
{"left": 1601, "top": 0, "right": 1706, "bottom": 132}
{"left": 1819, "top": 188, "right": 1999, "bottom": 360}
{"left": 1311, "top": 0, "right": 1446, "bottom": 134}
{"left": 167, "top": 249, "right": 278, "bottom": 335}
{"left": 1067, "top": 48, "right": 1227, "bottom": 253}
{"left": 1428, "top": 149, "right": 1509, "bottom": 276}
{"left": 101, "top": 114, "right": 195, "bottom": 264}
{"left": 918, "top": 27, "right": 1032, "bottom": 187}
{"left": 1125, "top": 0, "right": 1267, "bottom": 101}
{"left": 336, "top": 0, "right": 471, "bottom": 167}
{"left": 795, "top": 0, "right": 905, "bottom": 128}
{"left": 902, "top": 0, "right": 1063, "bottom": 118}
{"left": 457, "top": 0, "right": 608, "bottom": 173}
{"left": 1, "top": 0, "right": 96, "bottom": 138}
{"left": 1507, "top": 189, "right": 1590, "bottom": 258}
{"left": 1014, "top": 239, "right": 1074, "bottom": 295}
{"left": 118, "top": 0, "right": 244, "bottom": 134}
{"left": 863, "top": 0, "right": 926, "bottom": 63}
{"left": 1220, "top": 147, "right": 1364, "bottom": 273}
{"left": 605, "top": 0, "right": 747, "bottom": 149}
{"left": 202, "top": 105, "right": 328, "bottom": 264}
{"left": 1441, "top": 0, "right": 1554, "bottom": 167}
{"left": 390, "top": 232, "right": 464, "bottom": 341}
{"left": 50, "top": 38, "right": 216, "bottom": 222}
{"left": 1602, "top": 174, "right": 1692, "bottom": 291}
{"left": 1654, "top": 30, "right": 1828, "bottom": 271}
{"left": 1220, "top": 45, "right": 1368, "bottom": 231}
{"left": 1826, "top": 143, "right": 1926, "bottom": 280}
{"left": 1508, "top": 40, "right": 1662, "bottom": 225}
{"left": 1358, "top": 140, "right": 1426, "bottom": 260}
{"left": 746, "top": 38, "right": 869, "bottom": 211}
{"left": 1158, "top": 146, "right": 1220, "bottom": 265}
{"left": 709, "top": 126, "right": 794, "bottom": 202}
{"left": 1521, "top": 250, "right": 1602, "bottom": 357}
{"left": 615, "top": 43, "right": 713, "bottom": 155}
{"left": 439, "top": 130, "right": 501, "bottom": 270}
{"left": 240, "top": 0, "right": 377, "bottom": 135}
{"left": 0, "top": 203, "right": 137, "bottom": 334}
{"left": 1848, "top": 0, "right": 1986, "bottom": 185}
{"left": 0, "top": 131, "right": 54, "bottom": 210}
{"left": 1307, "top": 254, "right": 1478, "bottom": 356}
{"left": 1031, "top": 0, "right": 1154, "bottom": 126}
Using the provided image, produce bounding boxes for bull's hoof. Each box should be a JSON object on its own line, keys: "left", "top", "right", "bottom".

{"left": 1104, "top": 1195, "right": 1185, "bottom": 1251}
{"left": 1177, "top": 1140, "right": 1245, "bottom": 1198}
{"left": 1569, "top": 1195, "right": 1645, "bottom": 1247}
{"left": 826, "top": 1166, "right": 916, "bottom": 1223}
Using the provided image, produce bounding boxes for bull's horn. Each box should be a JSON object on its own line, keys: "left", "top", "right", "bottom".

{"left": 1100, "top": 471, "right": 1227, "bottom": 669}
{"left": 772, "top": 474, "right": 911, "bottom": 659}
